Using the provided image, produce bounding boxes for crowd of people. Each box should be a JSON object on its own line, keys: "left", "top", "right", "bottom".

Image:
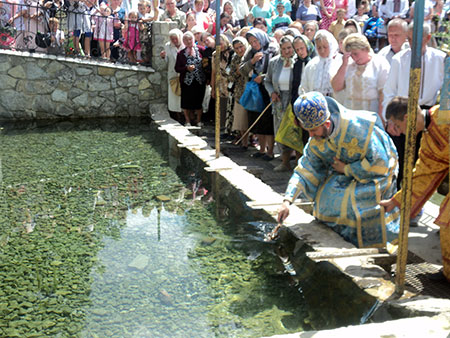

{"left": 0, "top": 0, "right": 158, "bottom": 62}
{"left": 156, "top": 0, "right": 447, "bottom": 171}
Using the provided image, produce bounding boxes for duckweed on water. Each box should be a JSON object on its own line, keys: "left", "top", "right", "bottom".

{"left": 0, "top": 119, "right": 373, "bottom": 338}
{"left": 0, "top": 119, "right": 311, "bottom": 338}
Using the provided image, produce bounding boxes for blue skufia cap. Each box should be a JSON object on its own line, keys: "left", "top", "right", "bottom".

{"left": 293, "top": 91, "right": 330, "bottom": 130}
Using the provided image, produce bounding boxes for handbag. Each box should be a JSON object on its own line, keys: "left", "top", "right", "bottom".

{"left": 275, "top": 104, "right": 304, "bottom": 153}
{"left": 239, "top": 74, "right": 265, "bottom": 112}
{"left": 169, "top": 76, "right": 181, "bottom": 96}
{"left": 35, "top": 13, "right": 52, "bottom": 49}
{"left": 35, "top": 31, "right": 52, "bottom": 48}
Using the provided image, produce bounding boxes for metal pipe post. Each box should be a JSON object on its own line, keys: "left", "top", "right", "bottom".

{"left": 395, "top": 0, "right": 424, "bottom": 295}
{"left": 214, "top": 0, "right": 221, "bottom": 158}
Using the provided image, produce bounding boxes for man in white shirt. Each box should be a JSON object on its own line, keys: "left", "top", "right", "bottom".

{"left": 230, "top": 0, "right": 249, "bottom": 27}
{"left": 380, "top": 0, "right": 409, "bottom": 20}
{"left": 377, "top": 18, "right": 408, "bottom": 64}
{"left": 382, "top": 21, "right": 445, "bottom": 225}
{"left": 383, "top": 22, "right": 445, "bottom": 121}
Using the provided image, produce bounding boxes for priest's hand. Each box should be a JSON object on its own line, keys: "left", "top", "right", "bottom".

{"left": 331, "top": 157, "right": 345, "bottom": 174}
{"left": 380, "top": 198, "right": 397, "bottom": 212}
{"left": 277, "top": 200, "right": 291, "bottom": 223}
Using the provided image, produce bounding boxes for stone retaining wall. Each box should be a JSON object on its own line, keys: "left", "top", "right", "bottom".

{"left": 0, "top": 21, "right": 175, "bottom": 120}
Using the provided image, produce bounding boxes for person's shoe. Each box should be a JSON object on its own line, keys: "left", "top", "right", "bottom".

{"left": 185, "top": 123, "right": 192, "bottom": 127}
{"left": 273, "top": 164, "right": 290, "bottom": 172}
{"left": 410, "top": 209, "right": 424, "bottom": 227}
{"left": 251, "top": 152, "right": 264, "bottom": 158}
{"left": 262, "top": 154, "right": 274, "bottom": 161}
{"left": 426, "top": 270, "right": 448, "bottom": 282}
{"left": 197, "top": 122, "right": 204, "bottom": 128}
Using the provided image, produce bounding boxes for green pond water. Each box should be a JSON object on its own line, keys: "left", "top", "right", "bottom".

{"left": 0, "top": 119, "right": 373, "bottom": 338}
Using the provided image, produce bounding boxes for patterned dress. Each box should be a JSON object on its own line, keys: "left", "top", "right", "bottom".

{"left": 285, "top": 97, "right": 400, "bottom": 248}
{"left": 123, "top": 23, "right": 141, "bottom": 51}
{"left": 319, "top": 0, "right": 336, "bottom": 30}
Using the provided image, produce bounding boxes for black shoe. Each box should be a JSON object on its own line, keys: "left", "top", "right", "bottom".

{"left": 262, "top": 154, "right": 274, "bottom": 161}
{"left": 251, "top": 152, "right": 264, "bottom": 158}
{"left": 426, "top": 270, "right": 447, "bottom": 282}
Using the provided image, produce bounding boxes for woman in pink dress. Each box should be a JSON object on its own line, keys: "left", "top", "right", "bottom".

{"left": 319, "top": 0, "right": 336, "bottom": 30}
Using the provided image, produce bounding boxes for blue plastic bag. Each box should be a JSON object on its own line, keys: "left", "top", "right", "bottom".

{"left": 239, "top": 75, "right": 265, "bottom": 112}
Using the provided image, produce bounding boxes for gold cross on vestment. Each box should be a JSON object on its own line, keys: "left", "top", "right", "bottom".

{"left": 343, "top": 137, "right": 364, "bottom": 158}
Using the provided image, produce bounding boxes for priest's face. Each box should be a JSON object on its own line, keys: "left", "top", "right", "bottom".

{"left": 307, "top": 121, "right": 331, "bottom": 140}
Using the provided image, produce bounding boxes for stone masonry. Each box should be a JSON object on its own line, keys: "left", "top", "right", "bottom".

{"left": 0, "top": 21, "right": 175, "bottom": 120}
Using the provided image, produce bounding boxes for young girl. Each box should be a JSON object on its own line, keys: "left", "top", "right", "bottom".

{"left": 93, "top": 3, "right": 114, "bottom": 58}
{"left": 122, "top": 11, "right": 141, "bottom": 63}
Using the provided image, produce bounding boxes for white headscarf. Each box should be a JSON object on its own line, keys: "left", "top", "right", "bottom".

{"left": 312, "top": 29, "right": 339, "bottom": 96}
{"left": 169, "top": 28, "right": 185, "bottom": 51}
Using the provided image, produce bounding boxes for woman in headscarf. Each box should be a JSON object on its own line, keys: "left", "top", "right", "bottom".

{"left": 264, "top": 35, "right": 296, "bottom": 172}
{"left": 211, "top": 34, "right": 234, "bottom": 133}
{"left": 298, "top": 29, "right": 342, "bottom": 97}
{"left": 240, "top": 28, "right": 279, "bottom": 161}
{"left": 230, "top": 36, "right": 250, "bottom": 148}
{"left": 161, "top": 29, "right": 185, "bottom": 122}
{"left": 291, "top": 34, "right": 316, "bottom": 148}
{"left": 175, "top": 31, "right": 207, "bottom": 127}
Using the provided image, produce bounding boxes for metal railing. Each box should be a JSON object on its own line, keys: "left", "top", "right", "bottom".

{"left": 0, "top": 0, "right": 152, "bottom": 65}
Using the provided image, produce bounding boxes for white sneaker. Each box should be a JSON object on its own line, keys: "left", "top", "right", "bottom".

{"left": 185, "top": 123, "right": 191, "bottom": 127}
{"left": 197, "top": 122, "right": 204, "bottom": 128}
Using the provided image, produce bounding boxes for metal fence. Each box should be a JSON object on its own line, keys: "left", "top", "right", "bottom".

{"left": 0, "top": 0, "right": 152, "bottom": 65}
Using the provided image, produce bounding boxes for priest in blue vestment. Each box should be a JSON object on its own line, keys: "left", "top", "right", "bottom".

{"left": 277, "top": 91, "right": 400, "bottom": 248}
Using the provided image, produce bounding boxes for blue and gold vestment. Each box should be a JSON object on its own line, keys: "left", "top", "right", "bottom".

{"left": 285, "top": 98, "right": 400, "bottom": 248}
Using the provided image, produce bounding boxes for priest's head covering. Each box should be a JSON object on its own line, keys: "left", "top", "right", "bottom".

{"left": 293, "top": 92, "right": 330, "bottom": 130}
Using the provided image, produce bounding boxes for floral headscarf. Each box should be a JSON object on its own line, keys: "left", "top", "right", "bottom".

{"left": 232, "top": 36, "right": 249, "bottom": 51}
{"left": 295, "top": 34, "right": 315, "bottom": 62}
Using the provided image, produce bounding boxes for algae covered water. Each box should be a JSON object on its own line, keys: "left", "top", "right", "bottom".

{"left": 0, "top": 119, "right": 317, "bottom": 338}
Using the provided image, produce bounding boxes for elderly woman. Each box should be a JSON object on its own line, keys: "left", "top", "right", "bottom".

{"left": 298, "top": 29, "right": 342, "bottom": 97}
{"left": 291, "top": 34, "right": 316, "bottom": 149}
{"left": 264, "top": 35, "right": 296, "bottom": 171}
{"left": 160, "top": 29, "right": 185, "bottom": 122}
{"left": 230, "top": 36, "right": 250, "bottom": 148}
{"left": 240, "top": 28, "right": 279, "bottom": 160}
{"left": 211, "top": 34, "right": 234, "bottom": 131}
{"left": 175, "top": 31, "right": 207, "bottom": 127}
{"left": 331, "top": 33, "right": 390, "bottom": 119}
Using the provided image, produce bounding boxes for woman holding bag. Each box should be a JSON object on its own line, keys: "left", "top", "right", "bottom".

{"left": 239, "top": 28, "right": 279, "bottom": 161}
{"left": 264, "top": 35, "right": 296, "bottom": 172}
{"left": 160, "top": 28, "right": 184, "bottom": 122}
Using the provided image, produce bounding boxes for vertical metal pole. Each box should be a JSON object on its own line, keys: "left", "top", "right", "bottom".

{"left": 214, "top": 0, "right": 221, "bottom": 158}
{"left": 395, "top": 0, "right": 424, "bottom": 295}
